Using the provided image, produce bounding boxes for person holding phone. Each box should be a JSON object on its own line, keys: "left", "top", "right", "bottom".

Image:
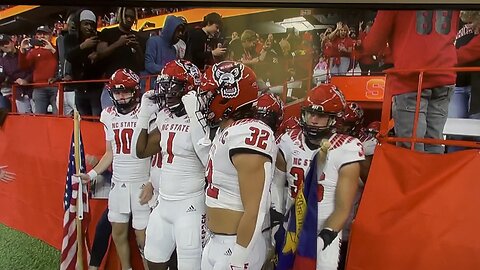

{"left": 0, "top": 34, "right": 33, "bottom": 113}
{"left": 96, "top": 7, "right": 146, "bottom": 109}
{"left": 65, "top": 9, "right": 104, "bottom": 116}
{"left": 18, "top": 25, "right": 58, "bottom": 114}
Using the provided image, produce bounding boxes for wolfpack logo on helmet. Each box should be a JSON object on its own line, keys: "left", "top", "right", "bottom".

{"left": 175, "top": 60, "right": 201, "bottom": 86}
{"left": 212, "top": 62, "right": 244, "bottom": 98}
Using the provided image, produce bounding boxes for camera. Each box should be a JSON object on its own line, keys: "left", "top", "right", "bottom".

{"left": 30, "top": 39, "right": 45, "bottom": 47}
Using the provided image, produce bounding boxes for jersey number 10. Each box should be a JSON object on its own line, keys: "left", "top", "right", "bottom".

{"left": 113, "top": 128, "right": 133, "bottom": 154}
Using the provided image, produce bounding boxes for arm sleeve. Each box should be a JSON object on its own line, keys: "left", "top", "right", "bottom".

{"left": 457, "top": 34, "right": 480, "bottom": 65}
{"left": 227, "top": 121, "right": 276, "bottom": 163}
{"left": 65, "top": 35, "right": 87, "bottom": 65}
{"left": 335, "top": 138, "right": 365, "bottom": 169}
{"left": 271, "top": 167, "right": 287, "bottom": 214}
{"left": 100, "top": 110, "right": 114, "bottom": 141}
{"left": 144, "top": 37, "right": 163, "bottom": 74}
{"left": 18, "top": 51, "right": 32, "bottom": 70}
{"left": 361, "top": 11, "right": 396, "bottom": 55}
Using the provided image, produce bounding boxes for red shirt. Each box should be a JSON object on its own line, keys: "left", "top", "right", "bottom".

{"left": 358, "top": 31, "right": 375, "bottom": 65}
{"left": 330, "top": 36, "right": 354, "bottom": 58}
{"left": 457, "top": 33, "right": 480, "bottom": 65}
{"left": 361, "top": 10, "right": 459, "bottom": 95}
{"left": 18, "top": 47, "right": 57, "bottom": 83}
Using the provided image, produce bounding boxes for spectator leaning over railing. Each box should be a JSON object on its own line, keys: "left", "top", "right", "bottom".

{"left": 359, "top": 10, "right": 459, "bottom": 153}
{"left": 65, "top": 9, "right": 104, "bottom": 116}
{"left": 18, "top": 25, "right": 58, "bottom": 114}
{"left": 0, "top": 34, "right": 33, "bottom": 113}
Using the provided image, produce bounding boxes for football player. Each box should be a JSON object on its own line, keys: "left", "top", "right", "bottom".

{"left": 253, "top": 92, "right": 284, "bottom": 135}
{"left": 132, "top": 59, "right": 207, "bottom": 270}
{"left": 335, "top": 102, "right": 364, "bottom": 138}
{"left": 197, "top": 61, "right": 276, "bottom": 270}
{"left": 77, "top": 68, "right": 151, "bottom": 270}
{"left": 275, "top": 84, "right": 365, "bottom": 270}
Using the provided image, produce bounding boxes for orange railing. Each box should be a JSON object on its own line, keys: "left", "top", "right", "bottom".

{"left": 379, "top": 66, "right": 480, "bottom": 150}
{"left": 7, "top": 57, "right": 316, "bottom": 117}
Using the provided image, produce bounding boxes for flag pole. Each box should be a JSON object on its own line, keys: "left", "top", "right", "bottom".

{"left": 73, "top": 109, "right": 84, "bottom": 270}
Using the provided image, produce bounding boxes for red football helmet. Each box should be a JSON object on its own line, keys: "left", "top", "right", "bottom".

{"left": 197, "top": 61, "right": 258, "bottom": 128}
{"left": 300, "top": 83, "right": 346, "bottom": 141}
{"left": 366, "top": 121, "right": 380, "bottom": 135}
{"left": 155, "top": 60, "right": 201, "bottom": 115}
{"left": 336, "top": 102, "right": 364, "bottom": 136}
{"left": 254, "top": 92, "right": 284, "bottom": 132}
{"left": 107, "top": 68, "right": 140, "bottom": 113}
{"left": 277, "top": 116, "right": 301, "bottom": 136}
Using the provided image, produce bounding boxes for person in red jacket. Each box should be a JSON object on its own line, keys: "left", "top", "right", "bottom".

{"left": 360, "top": 10, "right": 459, "bottom": 153}
{"left": 18, "top": 25, "right": 58, "bottom": 114}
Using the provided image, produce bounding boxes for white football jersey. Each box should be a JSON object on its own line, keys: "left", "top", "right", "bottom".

{"left": 358, "top": 130, "right": 378, "bottom": 156}
{"left": 277, "top": 129, "right": 318, "bottom": 212}
{"left": 206, "top": 119, "right": 276, "bottom": 212}
{"left": 155, "top": 108, "right": 205, "bottom": 200}
{"left": 100, "top": 105, "right": 150, "bottom": 183}
{"left": 148, "top": 116, "right": 161, "bottom": 205}
{"left": 317, "top": 133, "right": 365, "bottom": 227}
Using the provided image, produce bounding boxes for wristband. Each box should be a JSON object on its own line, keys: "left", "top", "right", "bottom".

{"left": 318, "top": 228, "right": 338, "bottom": 250}
{"left": 229, "top": 243, "right": 249, "bottom": 267}
{"left": 87, "top": 169, "right": 98, "bottom": 180}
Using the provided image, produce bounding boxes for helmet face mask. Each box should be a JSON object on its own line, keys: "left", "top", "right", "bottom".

{"left": 107, "top": 68, "right": 140, "bottom": 114}
{"left": 196, "top": 90, "right": 218, "bottom": 129}
{"left": 154, "top": 60, "right": 201, "bottom": 116}
{"left": 300, "top": 107, "right": 338, "bottom": 141}
{"left": 157, "top": 75, "right": 186, "bottom": 111}
{"left": 300, "top": 84, "right": 346, "bottom": 143}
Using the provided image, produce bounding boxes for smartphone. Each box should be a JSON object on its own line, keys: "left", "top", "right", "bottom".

{"left": 30, "top": 39, "right": 45, "bottom": 47}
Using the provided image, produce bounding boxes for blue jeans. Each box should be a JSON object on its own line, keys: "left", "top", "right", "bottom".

{"left": 446, "top": 86, "right": 480, "bottom": 152}
{"left": 392, "top": 85, "right": 454, "bottom": 153}
{"left": 448, "top": 86, "right": 471, "bottom": 118}
{"left": 32, "top": 87, "right": 57, "bottom": 114}
{"left": 0, "top": 94, "right": 11, "bottom": 111}
{"left": 329, "top": 57, "right": 350, "bottom": 76}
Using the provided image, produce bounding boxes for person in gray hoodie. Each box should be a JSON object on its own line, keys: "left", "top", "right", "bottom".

{"left": 144, "top": 15, "right": 186, "bottom": 87}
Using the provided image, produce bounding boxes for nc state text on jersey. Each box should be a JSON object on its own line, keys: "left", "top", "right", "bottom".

{"left": 111, "top": 121, "right": 137, "bottom": 129}
{"left": 293, "top": 157, "right": 312, "bottom": 167}
{"left": 160, "top": 123, "right": 190, "bottom": 132}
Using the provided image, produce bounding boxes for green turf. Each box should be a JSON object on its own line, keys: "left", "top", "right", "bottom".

{"left": 0, "top": 223, "right": 59, "bottom": 270}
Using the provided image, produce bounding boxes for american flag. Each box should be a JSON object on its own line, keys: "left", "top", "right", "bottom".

{"left": 60, "top": 133, "right": 90, "bottom": 270}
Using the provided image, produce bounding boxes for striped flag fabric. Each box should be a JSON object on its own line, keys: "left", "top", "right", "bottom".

{"left": 276, "top": 154, "right": 319, "bottom": 270}
{"left": 60, "top": 133, "right": 90, "bottom": 270}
